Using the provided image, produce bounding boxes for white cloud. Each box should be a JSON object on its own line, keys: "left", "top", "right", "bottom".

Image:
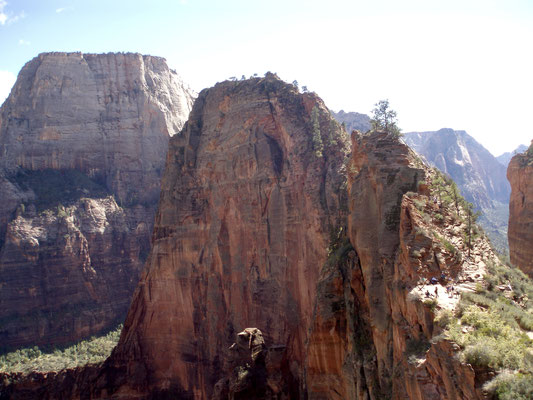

{"left": 7, "top": 10, "right": 25, "bottom": 24}
{"left": 0, "top": 0, "right": 7, "bottom": 25}
{"left": 0, "top": 2, "right": 26, "bottom": 26}
{"left": 0, "top": 70, "right": 16, "bottom": 105}
{"left": 18, "top": 38, "right": 30, "bottom": 45}
{"left": 56, "top": 7, "right": 73, "bottom": 13}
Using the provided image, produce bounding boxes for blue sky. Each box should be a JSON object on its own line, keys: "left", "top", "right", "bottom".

{"left": 1, "top": 0, "right": 532, "bottom": 155}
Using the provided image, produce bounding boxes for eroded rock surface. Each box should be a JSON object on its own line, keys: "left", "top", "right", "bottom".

{"left": 508, "top": 144, "right": 533, "bottom": 278}
{"left": 305, "top": 131, "right": 496, "bottom": 399}
{"left": 103, "top": 73, "right": 350, "bottom": 398}
{"left": 0, "top": 52, "right": 194, "bottom": 348}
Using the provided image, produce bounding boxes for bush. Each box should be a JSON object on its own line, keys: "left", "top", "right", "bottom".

{"left": 0, "top": 324, "right": 122, "bottom": 374}
{"left": 484, "top": 371, "right": 533, "bottom": 400}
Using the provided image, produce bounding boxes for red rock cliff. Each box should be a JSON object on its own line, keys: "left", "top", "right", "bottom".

{"left": 104, "top": 73, "right": 350, "bottom": 398}
{"left": 305, "top": 131, "right": 497, "bottom": 399}
{"left": 507, "top": 144, "right": 533, "bottom": 278}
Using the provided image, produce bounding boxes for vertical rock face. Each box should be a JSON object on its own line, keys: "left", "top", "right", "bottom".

{"left": 107, "top": 74, "right": 349, "bottom": 398}
{"left": 0, "top": 52, "right": 192, "bottom": 205}
{"left": 507, "top": 144, "right": 533, "bottom": 278}
{"left": 0, "top": 52, "right": 194, "bottom": 348}
{"left": 305, "top": 132, "right": 496, "bottom": 399}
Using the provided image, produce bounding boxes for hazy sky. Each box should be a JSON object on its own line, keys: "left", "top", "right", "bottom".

{"left": 1, "top": 0, "right": 532, "bottom": 155}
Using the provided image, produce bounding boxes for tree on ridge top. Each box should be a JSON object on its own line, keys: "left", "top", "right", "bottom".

{"left": 370, "top": 99, "right": 402, "bottom": 138}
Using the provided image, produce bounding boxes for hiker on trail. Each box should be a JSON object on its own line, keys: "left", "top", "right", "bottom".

{"left": 434, "top": 287, "right": 438, "bottom": 297}
{"left": 425, "top": 290, "right": 431, "bottom": 298}
{"left": 430, "top": 277, "right": 438, "bottom": 284}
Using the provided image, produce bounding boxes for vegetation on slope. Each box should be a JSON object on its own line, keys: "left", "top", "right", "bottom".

{"left": 0, "top": 324, "right": 122, "bottom": 374}
{"left": 406, "top": 163, "right": 532, "bottom": 399}
{"left": 10, "top": 169, "right": 109, "bottom": 212}
{"left": 436, "top": 261, "right": 533, "bottom": 399}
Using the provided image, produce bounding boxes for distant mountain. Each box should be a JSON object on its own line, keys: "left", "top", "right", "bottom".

{"left": 331, "top": 110, "right": 371, "bottom": 133}
{"left": 496, "top": 144, "right": 528, "bottom": 167}
{"left": 404, "top": 128, "right": 510, "bottom": 253}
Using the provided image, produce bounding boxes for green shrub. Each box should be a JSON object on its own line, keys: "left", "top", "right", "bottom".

{"left": 484, "top": 371, "right": 533, "bottom": 400}
{"left": 413, "top": 198, "right": 426, "bottom": 211}
{"left": 423, "top": 298, "right": 438, "bottom": 312}
{"left": 0, "top": 324, "right": 122, "bottom": 374}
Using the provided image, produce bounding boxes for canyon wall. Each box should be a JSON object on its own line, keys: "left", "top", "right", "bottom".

{"left": 0, "top": 76, "right": 506, "bottom": 399}
{"left": 0, "top": 52, "right": 194, "bottom": 348}
{"left": 507, "top": 144, "right": 533, "bottom": 278}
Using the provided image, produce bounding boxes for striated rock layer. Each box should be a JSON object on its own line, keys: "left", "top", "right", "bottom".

{"left": 507, "top": 144, "right": 533, "bottom": 278}
{"left": 0, "top": 52, "right": 194, "bottom": 348}
{"left": 0, "top": 51, "right": 193, "bottom": 205}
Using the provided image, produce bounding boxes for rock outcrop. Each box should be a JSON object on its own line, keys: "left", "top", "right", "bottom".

{"left": 103, "top": 73, "right": 350, "bottom": 398}
{"left": 404, "top": 129, "right": 511, "bottom": 253}
{"left": 0, "top": 52, "right": 194, "bottom": 348}
{"left": 305, "top": 131, "right": 497, "bottom": 399}
{"left": 507, "top": 143, "right": 533, "bottom": 278}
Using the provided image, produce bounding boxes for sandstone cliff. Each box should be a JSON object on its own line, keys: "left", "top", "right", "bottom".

{"left": 104, "top": 73, "right": 350, "bottom": 398}
{"left": 0, "top": 52, "right": 194, "bottom": 349}
{"left": 2, "top": 77, "right": 528, "bottom": 399}
{"left": 305, "top": 131, "right": 502, "bottom": 399}
{"left": 507, "top": 143, "right": 533, "bottom": 278}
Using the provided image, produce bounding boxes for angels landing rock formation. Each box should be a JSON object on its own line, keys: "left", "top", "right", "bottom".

{"left": 0, "top": 52, "right": 194, "bottom": 348}
{"left": 507, "top": 143, "right": 533, "bottom": 278}
{"left": 105, "top": 73, "right": 351, "bottom": 398}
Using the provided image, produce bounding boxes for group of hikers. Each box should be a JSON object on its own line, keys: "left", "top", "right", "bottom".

{"left": 421, "top": 273, "right": 459, "bottom": 299}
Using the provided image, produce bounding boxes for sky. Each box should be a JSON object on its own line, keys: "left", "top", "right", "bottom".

{"left": 0, "top": 0, "right": 532, "bottom": 155}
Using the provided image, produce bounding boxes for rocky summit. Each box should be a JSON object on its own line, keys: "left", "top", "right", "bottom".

{"left": 0, "top": 52, "right": 194, "bottom": 348}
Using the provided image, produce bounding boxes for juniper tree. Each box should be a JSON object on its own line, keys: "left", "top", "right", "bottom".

{"left": 370, "top": 99, "right": 402, "bottom": 137}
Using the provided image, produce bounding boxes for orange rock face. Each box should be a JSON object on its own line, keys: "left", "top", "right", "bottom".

{"left": 507, "top": 148, "right": 533, "bottom": 278}
{"left": 107, "top": 74, "right": 350, "bottom": 398}
{"left": 305, "top": 132, "right": 490, "bottom": 399}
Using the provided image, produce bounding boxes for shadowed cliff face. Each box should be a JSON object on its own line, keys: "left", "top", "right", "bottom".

{"left": 106, "top": 74, "right": 350, "bottom": 398}
{"left": 0, "top": 52, "right": 194, "bottom": 349}
{"left": 508, "top": 146, "right": 533, "bottom": 278}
